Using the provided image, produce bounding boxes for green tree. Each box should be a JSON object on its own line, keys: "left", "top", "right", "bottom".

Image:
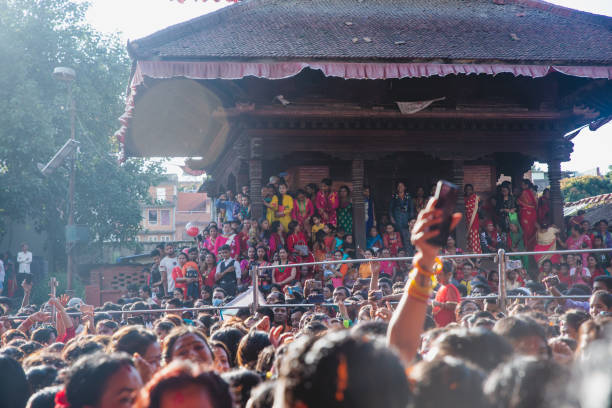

{"left": 561, "top": 174, "right": 612, "bottom": 202}
{"left": 0, "top": 0, "right": 163, "bottom": 271}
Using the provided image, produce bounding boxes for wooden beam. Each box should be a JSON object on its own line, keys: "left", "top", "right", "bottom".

{"left": 215, "top": 106, "right": 570, "bottom": 120}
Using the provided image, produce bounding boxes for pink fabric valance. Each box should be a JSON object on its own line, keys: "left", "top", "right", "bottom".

{"left": 133, "top": 60, "right": 612, "bottom": 83}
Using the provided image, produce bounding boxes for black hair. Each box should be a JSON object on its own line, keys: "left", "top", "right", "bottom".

{"left": 351, "top": 321, "right": 389, "bottom": 338}
{"left": 62, "top": 339, "right": 105, "bottom": 364}
{"left": 237, "top": 331, "right": 272, "bottom": 370}
{"left": 256, "top": 307, "right": 275, "bottom": 321}
{"left": 246, "top": 381, "right": 276, "bottom": 408}
{"left": 0, "top": 346, "right": 25, "bottom": 361}
{"left": 26, "top": 385, "right": 62, "bottom": 408}
{"left": 20, "top": 341, "right": 43, "bottom": 357}
{"left": 592, "top": 290, "right": 612, "bottom": 309}
{"left": 167, "top": 298, "right": 183, "bottom": 308}
{"left": 484, "top": 357, "right": 570, "bottom": 408}
{"left": 321, "top": 178, "right": 332, "bottom": 186}
{"left": 560, "top": 310, "right": 590, "bottom": 333}
{"left": 594, "top": 275, "right": 612, "bottom": 291}
{"left": 25, "top": 365, "right": 58, "bottom": 393}
{"left": 150, "top": 249, "right": 161, "bottom": 257}
{"left": 278, "top": 331, "right": 411, "bottom": 408}
{"left": 137, "top": 361, "right": 231, "bottom": 408}
{"left": 255, "top": 345, "right": 276, "bottom": 375}
{"left": 493, "top": 316, "right": 546, "bottom": 347}
{"left": 31, "top": 327, "right": 57, "bottom": 345}
{"left": 287, "top": 220, "right": 299, "bottom": 235}
{"left": 109, "top": 326, "right": 157, "bottom": 356}
{"left": 334, "top": 286, "right": 351, "bottom": 298}
{"left": 219, "top": 244, "right": 231, "bottom": 253}
{"left": 0, "top": 355, "right": 30, "bottom": 408}
{"left": 154, "top": 320, "right": 175, "bottom": 334}
{"left": 410, "top": 357, "right": 488, "bottom": 408}
{"left": 210, "top": 327, "right": 247, "bottom": 368}
{"left": 65, "top": 353, "right": 135, "bottom": 408}
{"left": 162, "top": 326, "right": 212, "bottom": 365}
{"left": 433, "top": 328, "right": 514, "bottom": 373}
{"left": 222, "top": 369, "right": 262, "bottom": 408}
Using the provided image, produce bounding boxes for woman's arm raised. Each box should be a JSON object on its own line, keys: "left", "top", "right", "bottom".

{"left": 387, "top": 199, "right": 461, "bottom": 366}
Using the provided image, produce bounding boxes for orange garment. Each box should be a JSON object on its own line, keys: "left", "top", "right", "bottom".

{"left": 358, "top": 261, "right": 379, "bottom": 279}
{"left": 182, "top": 261, "right": 202, "bottom": 288}
{"left": 433, "top": 283, "right": 461, "bottom": 327}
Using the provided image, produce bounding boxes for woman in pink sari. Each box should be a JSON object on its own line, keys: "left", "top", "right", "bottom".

{"left": 561, "top": 224, "right": 592, "bottom": 267}
{"left": 517, "top": 179, "right": 538, "bottom": 251}
{"left": 464, "top": 184, "right": 482, "bottom": 254}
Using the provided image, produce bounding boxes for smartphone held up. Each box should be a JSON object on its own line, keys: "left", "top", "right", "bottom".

{"left": 426, "top": 180, "right": 459, "bottom": 248}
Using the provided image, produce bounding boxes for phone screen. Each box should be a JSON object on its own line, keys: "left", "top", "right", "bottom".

{"left": 426, "top": 180, "right": 459, "bottom": 247}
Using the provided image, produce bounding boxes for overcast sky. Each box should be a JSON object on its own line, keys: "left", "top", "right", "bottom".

{"left": 81, "top": 0, "right": 612, "bottom": 175}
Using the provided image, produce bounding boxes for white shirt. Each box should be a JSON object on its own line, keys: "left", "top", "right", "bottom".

{"left": 216, "top": 258, "right": 242, "bottom": 280}
{"left": 0, "top": 259, "right": 5, "bottom": 282}
{"left": 17, "top": 251, "right": 32, "bottom": 274}
{"left": 160, "top": 256, "right": 178, "bottom": 293}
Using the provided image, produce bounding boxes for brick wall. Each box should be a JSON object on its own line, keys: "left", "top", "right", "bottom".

{"left": 288, "top": 166, "right": 330, "bottom": 189}
{"left": 464, "top": 165, "right": 496, "bottom": 193}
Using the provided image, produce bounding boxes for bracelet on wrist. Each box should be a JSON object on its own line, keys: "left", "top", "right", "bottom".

{"left": 413, "top": 257, "right": 442, "bottom": 277}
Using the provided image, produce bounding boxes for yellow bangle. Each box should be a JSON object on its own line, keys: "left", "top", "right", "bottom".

{"left": 407, "top": 267, "right": 434, "bottom": 303}
{"left": 408, "top": 279, "right": 431, "bottom": 303}
{"left": 413, "top": 257, "right": 442, "bottom": 277}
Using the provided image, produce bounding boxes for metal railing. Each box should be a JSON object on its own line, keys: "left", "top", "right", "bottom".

{"left": 4, "top": 248, "right": 606, "bottom": 322}
{"left": 253, "top": 247, "right": 610, "bottom": 312}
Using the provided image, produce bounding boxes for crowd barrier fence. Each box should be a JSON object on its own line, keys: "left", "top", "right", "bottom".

{"left": 3, "top": 248, "right": 606, "bottom": 321}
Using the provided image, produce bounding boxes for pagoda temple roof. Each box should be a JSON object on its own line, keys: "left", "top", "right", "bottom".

{"left": 128, "top": 0, "right": 612, "bottom": 65}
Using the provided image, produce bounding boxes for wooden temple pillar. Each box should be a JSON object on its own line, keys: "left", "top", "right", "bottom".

{"left": 547, "top": 139, "right": 573, "bottom": 236}
{"left": 451, "top": 159, "right": 468, "bottom": 250}
{"left": 351, "top": 157, "right": 366, "bottom": 251}
{"left": 249, "top": 137, "right": 264, "bottom": 220}
{"left": 547, "top": 159, "right": 564, "bottom": 232}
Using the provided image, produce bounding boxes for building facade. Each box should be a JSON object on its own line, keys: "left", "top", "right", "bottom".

{"left": 137, "top": 175, "right": 212, "bottom": 242}
{"left": 118, "top": 0, "right": 612, "bottom": 249}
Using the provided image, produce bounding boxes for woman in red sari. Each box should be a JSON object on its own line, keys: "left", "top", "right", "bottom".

{"left": 517, "top": 179, "right": 538, "bottom": 251}
{"left": 287, "top": 220, "right": 314, "bottom": 265}
{"left": 315, "top": 178, "right": 339, "bottom": 226}
{"left": 291, "top": 189, "right": 314, "bottom": 234}
{"left": 464, "top": 184, "right": 482, "bottom": 254}
{"left": 537, "top": 188, "right": 551, "bottom": 226}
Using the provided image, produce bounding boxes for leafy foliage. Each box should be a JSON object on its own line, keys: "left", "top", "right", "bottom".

{"left": 0, "top": 0, "right": 163, "bottom": 270}
{"left": 561, "top": 173, "right": 612, "bottom": 202}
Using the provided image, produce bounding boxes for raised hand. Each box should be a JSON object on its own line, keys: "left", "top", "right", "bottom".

{"left": 29, "top": 311, "right": 51, "bottom": 323}
{"left": 21, "top": 280, "right": 32, "bottom": 293}
{"left": 59, "top": 294, "right": 70, "bottom": 307}
{"left": 269, "top": 325, "right": 284, "bottom": 348}
{"left": 254, "top": 315, "right": 271, "bottom": 333}
{"left": 133, "top": 352, "right": 156, "bottom": 384}
{"left": 411, "top": 198, "right": 462, "bottom": 269}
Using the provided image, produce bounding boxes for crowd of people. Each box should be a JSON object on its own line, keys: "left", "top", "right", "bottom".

{"left": 1, "top": 178, "right": 612, "bottom": 408}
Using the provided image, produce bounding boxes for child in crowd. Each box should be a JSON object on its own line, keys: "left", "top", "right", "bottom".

{"left": 367, "top": 226, "right": 383, "bottom": 251}
{"left": 310, "top": 214, "right": 325, "bottom": 243}
{"left": 383, "top": 223, "right": 403, "bottom": 256}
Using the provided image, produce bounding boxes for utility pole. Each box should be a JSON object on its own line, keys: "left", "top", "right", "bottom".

{"left": 53, "top": 67, "right": 77, "bottom": 291}
{"left": 66, "top": 80, "right": 76, "bottom": 291}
